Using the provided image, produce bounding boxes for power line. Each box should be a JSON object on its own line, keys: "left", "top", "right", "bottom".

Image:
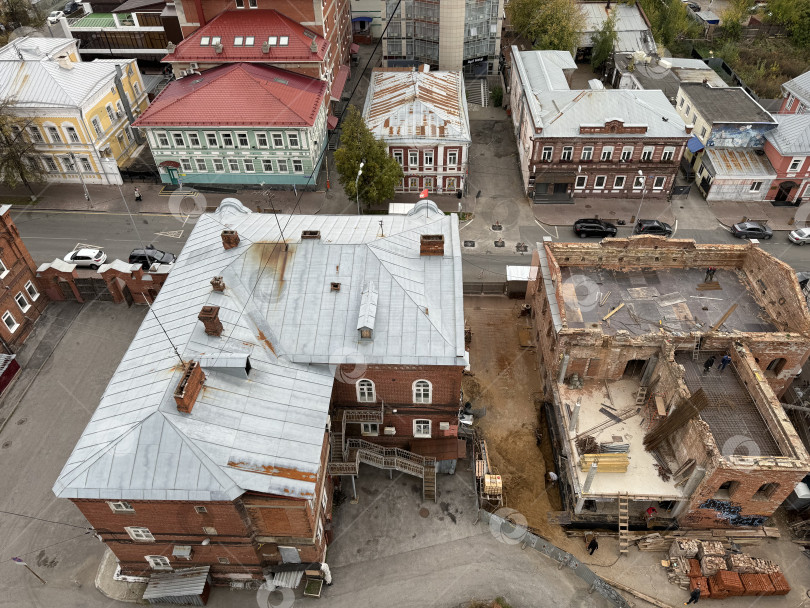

{"left": 4, "top": 530, "right": 95, "bottom": 563}
{"left": 0, "top": 509, "right": 91, "bottom": 530}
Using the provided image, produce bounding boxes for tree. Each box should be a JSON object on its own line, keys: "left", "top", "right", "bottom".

{"left": 334, "top": 105, "right": 403, "bottom": 208}
{"left": 768, "top": 0, "right": 810, "bottom": 47}
{"left": 0, "top": 98, "right": 47, "bottom": 193}
{"left": 0, "top": 0, "right": 46, "bottom": 45}
{"left": 506, "top": 0, "right": 584, "bottom": 52}
{"left": 721, "top": 0, "right": 752, "bottom": 41}
{"left": 591, "top": 12, "right": 618, "bottom": 70}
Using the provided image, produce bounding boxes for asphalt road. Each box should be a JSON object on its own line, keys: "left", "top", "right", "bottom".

{"left": 11, "top": 209, "right": 810, "bottom": 275}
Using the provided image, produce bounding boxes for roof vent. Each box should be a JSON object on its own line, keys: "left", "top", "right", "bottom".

{"left": 302, "top": 230, "right": 321, "bottom": 240}
{"left": 211, "top": 276, "right": 225, "bottom": 292}
{"left": 174, "top": 360, "right": 206, "bottom": 414}
{"left": 262, "top": 41, "right": 269, "bottom": 53}
{"left": 420, "top": 234, "right": 444, "bottom": 256}
{"left": 198, "top": 305, "right": 223, "bottom": 336}
{"left": 221, "top": 229, "right": 240, "bottom": 250}
{"left": 214, "top": 43, "right": 223, "bottom": 54}
{"left": 357, "top": 282, "right": 378, "bottom": 340}
{"left": 56, "top": 55, "right": 73, "bottom": 70}
{"left": 166, "top": 42, "right": 176, "bottom": 53}
{"left": 310, "top": 40, "right": 318, "bottom": 53}
{"left": 331, "top": 282, "right": 341, "bottom": 291}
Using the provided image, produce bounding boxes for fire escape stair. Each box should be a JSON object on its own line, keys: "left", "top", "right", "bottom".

{"left": 618, "top": 493, "right": 630, "bottom": 555}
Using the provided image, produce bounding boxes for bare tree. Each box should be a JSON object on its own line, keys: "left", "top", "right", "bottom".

{"left": 0, "top": 98, "right": 47, "bottom": 193}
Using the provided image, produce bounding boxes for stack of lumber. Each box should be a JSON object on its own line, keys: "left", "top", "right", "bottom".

{"left": 689, "top": 577, "right": 710, "bottom": 599}
{"left": 709, "top": 570, "right": 745, "bottom": 598}
{"left": 751, "top": 558, "right": 781, "bottom": 574}
{"left": 697, "top": 540, "right": 725, "bottom": 559}
{"left": 668, "top": 538, "right": 700, "bottom": 559}
{"left": 740, "top": 573, "right": 776, "bottom": 596}
{"left": 665, "top": 556, "right": 692, "bottom": 589}
{"left": 726, "top": 553, "right": 756, "bottom": 574}
{"left": 637, "top": 533, "right": 669, "bottom": 551}
{"left": 769, "top": 572, "right": 791, "bottom": 595}
{"left": 579, "top": 453, "right": 629, "bottom": 472}
{"left": 712, "top": 527, "right": 780, "bottom": 540}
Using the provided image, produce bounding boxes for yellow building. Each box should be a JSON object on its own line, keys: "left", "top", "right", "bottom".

{"left": 0, "top": 38, "right": 148, "bottom": 185}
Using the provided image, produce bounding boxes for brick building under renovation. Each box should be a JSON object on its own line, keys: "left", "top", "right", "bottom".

{"left": 527, "top": 236, "right": 810, "bottom": 547}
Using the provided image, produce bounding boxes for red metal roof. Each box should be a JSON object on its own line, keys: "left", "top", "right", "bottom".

{"left": 132, "top": 63, "right": 326, "bottom": 128}
{"left": 330, "top": 64, "right": 350, "bottom": 102}
{"left": 163, "top": 9, "right": 327, "bottom": 64}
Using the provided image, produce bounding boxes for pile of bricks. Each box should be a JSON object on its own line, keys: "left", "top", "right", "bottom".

{"left": 668, "top": 539, "right": 699, "bottom": 559}
{"left": 751, "top": 557, "right": 781, "bottom": 574}
{"left": 700, "top": 555, "right": 728, "bottom": 577}
{"left": 688, "top": 558, "right": 701, "bottom": 578}
{"left": 709, "top": 570, "right": 745, "bottom": 598}
{"left": 726, "top": 553, "right": 756, "bottom": 574}
{"left": 666, "top": 557, "right": 693, "bottom": 588}
{"left": 740, "top": 573, "right": 776, "bottom": 596}
{"left": 697, "top": 540, "right": 725, "bottom": 559}
{"left": 769, "top": 572, "right": 791, "bottom": 595}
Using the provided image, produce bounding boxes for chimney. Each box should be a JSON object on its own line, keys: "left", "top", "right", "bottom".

{"left": 198, "top": 305, "right": 223, "bottom": 336}
{"left": 174, "top": 360, "right": 206, "bottom": 414}
{"left": 420, "top": 234, "right": 444, "bottom": 256}
{"left": 221, "top": 229, "right": 240, "bottom": 249}
{"left": 215, "top": 43, "right": 224, "bottom": 54}
{"left": 301, "top": 230, "right": 321, "bottom": 240}
{"left": 310, "top": 40, "right": 318, "bottom": 53}
{"left": 685, "top": 124, "right": 693, "bottom": 135}
{"left": 211, "top": 276, "right": 225, "bottom": 292}
{"left": 262, "top": 41, "right": 270, "bottom": 53}
{"left": 55, "top": 55, "right": 73, "bottom": 70}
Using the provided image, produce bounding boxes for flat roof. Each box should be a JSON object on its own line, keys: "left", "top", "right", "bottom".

{"left": 558, "top": 267, "right": 775, "bottom": 335}
{"left": 680, "top": 83, "right": 776, "bottom": 125}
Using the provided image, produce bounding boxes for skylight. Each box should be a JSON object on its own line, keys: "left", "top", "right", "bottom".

{"left": 200, "top": 36, "right": 210, "bottom": 46}
{"left": 234, "top": 36, "right": 243, "bottom": 46}
{"left": 268, "top": 36, "right": 277, "bottom": 45}
{"left": 245, "top": 36, "right": 254, "bottom": 46}
{"left": 279, "top": 36, "right": 289, "bottom": 46}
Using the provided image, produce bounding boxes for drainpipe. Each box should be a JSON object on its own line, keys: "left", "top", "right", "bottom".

{"left": 114, "top": 64, "right": 144, "bottom": 145}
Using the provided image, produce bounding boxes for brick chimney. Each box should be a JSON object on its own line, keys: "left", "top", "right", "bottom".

{"left": 420, "top": 234, "right": 444, "bottom": 256}
{"left": 174, "top": 360, "right": 206, "bottom": 414}
{"left": 198, "top": 305, "right": 223, "bottom": 336}
{"left": 221, "top": 229, "right": 240, "bottom": 250}
{"left": 211, "top": 276, "right": 225, "bottom": 292}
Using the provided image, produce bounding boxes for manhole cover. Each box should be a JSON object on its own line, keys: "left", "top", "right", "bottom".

{"left": 585, "top": 204, "right": 592, "bottom": 208}
{"left": 491, "top": 224, "right": 503, "bottom": 231}
{"left": 2, "top": 441, "right": 11, "bottom": 449}
{"left": 463, "top": 240, "right": 475, "bottom": 247}
{"left": 494, "top": 240, "right": 505, "bottom": 248}
{"left": 16, "top": 418, "right": 27, "bottom": 426}
{"left": 419, "top": 507, "right": 430, "bottom": 518}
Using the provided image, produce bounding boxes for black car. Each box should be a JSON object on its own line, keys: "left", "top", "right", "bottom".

{"left": 730, "top": 221, "right": 772, "bottom": 240}
{"left": 633, "top": 219, "right": 673, "bottom": 237}
{"left": 687, "top": 2, "right": 701, "bottom": 11}
{"left": 64, "top": 1, "right": 80, "bottom": 13}
{"left": 129, "top": 246, "right": 176, "bottom": 270}
{"left": 573, "top": 218, "right": 618, "bottom": 238}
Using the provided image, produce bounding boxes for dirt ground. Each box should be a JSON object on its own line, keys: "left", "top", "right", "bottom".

{"left": 464, "top": 296, "right": 576, "bottom": 550}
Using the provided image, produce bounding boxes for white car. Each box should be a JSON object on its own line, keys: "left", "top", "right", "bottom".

{"left": 48, "top": 10, "right": 65, "bottom": 23}
{"left": 789, "top": 227, "right": 810, "bottom": 245}
{"left": 64, "top": 248, "right": 107, "bottom": 269}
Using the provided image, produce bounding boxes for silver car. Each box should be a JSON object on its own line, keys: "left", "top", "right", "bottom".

{"left": 64, "top": 248, "right": 107, "bottom": 269}
{"left": 789, "top": 228, "right": 810, "bottom": 245}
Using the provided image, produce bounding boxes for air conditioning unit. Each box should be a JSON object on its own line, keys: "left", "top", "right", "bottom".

{"left": 180, "top": 70, "right": 188, "bottom": 77}
{"left": 439, "top": 422, "right": 450, "bottom": 431}
{"left": 189, "top": 62, "right": 199, "bottom": 70}
{"left": 116, "top": 110, "right": 124, "bottom": 118}
{"left": 384, "top": 427, "right": 396, "bottom": 435}
{"left": 172, "top": 545, "right": 192, "bottom": 560}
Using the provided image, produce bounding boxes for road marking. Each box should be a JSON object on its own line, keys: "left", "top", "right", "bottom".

{"left": 533, "top": 219, "right": 558, "bottom": 239}
{"left": 459, "top": 219, "right": 474, "bottom": 231}
{"left": 155, "top": 230, "right": 185, "bottom": 238}
{"left": 671, "top": 219, "right": 678, "bottom": 238}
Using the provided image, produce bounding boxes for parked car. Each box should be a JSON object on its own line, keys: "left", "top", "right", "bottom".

{"left": 633, "top": 219, "right": 673, "bottom": 237}
{"left": 64, "top": 1, "right": 81, "bottom": 14}
{"left": 573, "top": 218, "right": 618, "bottom": 239}
{"left": 64, "top": 248, "right": 107, "bottom": 269}
{"left": 788, "top": 227, "right": 810, "bottom": 245}
{"left": 47, "top": 10, "right": 65, "bottom": 23}
{"left": 128, "top": 246, "right": 176, "bottom": 270}
{"left": 686, "top": 2, "right": 701, "bottom": 11}
{"left": 730, "top": 221, "right": 772, "bottom": 240}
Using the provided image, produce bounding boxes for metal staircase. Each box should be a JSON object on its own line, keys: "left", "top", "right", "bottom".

{"left": 618, "top": 493, "right": 630, "bottom": 555}
{"left": 327, "top": 404, "right": 437, "bottom": 502}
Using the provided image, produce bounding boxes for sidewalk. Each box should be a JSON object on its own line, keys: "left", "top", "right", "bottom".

{"left": 532, "top": 196, "right": 676, "bottom": 227}
{"left": 709, "top": 199, "right": 808, "bottom": 231}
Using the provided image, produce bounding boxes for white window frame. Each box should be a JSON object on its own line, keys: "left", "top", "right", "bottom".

{"left": 180, "top": 158, "right": 193, "bottom": 172}
{"left": 262, "top": 159, "right": 273, "bottom": 172}
{"left": 213, "top": 158, "right": 225, "bottom": 172}
{"left": 236, "top": 132, "right": 249, "bottom": 147}
{"left": 256, "top": 133, "right": 269, "bottom": 148}
{"left": 287, "top": 132, "right": 300, "bottom": 148}
{"left": 79, "top": 157, "right": 92, "bottom": 173}
{"left": 221, "top": 133, "right": 234, "bottom": 148}
{"left": 2, "top": 311, "right": 18, "bottom": 333}
{"left": 541, "top": 146, "right": 553, "bottom": 162}
{"left": 61, "top": 156, "right": 76, "bottom": 173}
{"left": 581, "top": 146, "right": 593, "bottom": 161}
{"left": 92, "top": 118, "right": 103, "bottom": 138}
{"left": 46, "top": 125, "right": 62, "bottom": 143}
{"left": 202, "top": 526, "right": 218, "bottom": 535}
{"left": 700, "top": 126, "right": 707, "bottom": 138}
{"left": 133, "top": 81, "right": 141, "bottom": 98}
{"left": 356, "top": 379, "right": 375, "bottom": 402}
{"left": 15, "top": 292, "right": 29, "bottom": 313}
{"left": 408, "top": 177, "right": 419, "bottom": 190}
{"left": 279, "top": 36, "right": 289, "bottom": 46}
{"left": 424, "top": 150, "right": 434, "bottom": 167}
{"left": 218, "top": 556, "right": 231, "bottom": 564}
{"left": 613, "top": 175, "right": 626, "bottom": 189}
{"left": 66, "top": 126, "right": 80, "bottom": 143}
{"left": 245, "top": 36, "right": 255, "bottom": 45}
{"left": 43, "top": 156, "right": 58, "bottom": 172}
{"left": 633, "top": 175, "right": 644, "bottom": 190}
{"left": 194, "top": 506, "right": 208, "bottom": 514}
{"left": 244, "top": 158, "right": 255, "bottom": 173}
{"left": 594, "top": 175, "right": 606, "bottom": 189}
{"left": 393, "top": 150, "right": 404, "bottom": 166}
{"left": 685, "top": 104, "right": 691, "bottom": 116}
{"left": 750, "top": 181, "right": 762, "bottom": 192}
{"left": 145, "top": 555, "right": 171, "bottom": 570}
{"left": 413, "top": 380, "right": 432, "bottom": 404}
{"left": 28, "top": 126, "right": 44, "bottom": 142}
{"left": 277, "top": 159, "right": 289, "bottom": 172}
{"left": 272, "top": 133, "right": 284, "bottom": 147}
{"left": 24, "top": 281, "right": 39, "bottom": 301}
{"left": 108, "top": 500, "right": 134, "bottom": 513}
{"left": 156, "top": 132, "right": 170, "bottom": 147}
{"left": 409, "top": 150, "right": 418, "bottom": 167}
{"left": 125, "top": 526, "right": 154, "bottom": 541}
{"left": 195, "top": 158, "right": 207, "bottom": 172}
{"left": 171, "top": 132, "right": 185, "bottom": 147}
{"left": 661, "top": 147, "right": 675, "bottom": 161}
{"left": 561, "top": 146, "right": 573, "bottom": 161}
{"left": 653, "top": 176, "right": 666, "bottom": 190}
{"left": 600, "top": 146, "right": 613, "bottom": 161}
{"left": 234, "top": 36, "right": 244, "bottom": 46}
{"left": 0, "top": 259, "right": 8, "bottom": 279}
{"left": 292, "top": 159, "right": 303, "bottom": 173}
{"left": 789, "top": 157, "right": 804, "bottom": 172}
{"left": 227, "top": 159, "right": 240, "bottom": 172}
{"left": 188, "top": 132, "right": 201, "bottom": 148}
{"left": 361, "top": 422, "right": 379, "bottom": 436}
{"left": 447, "top": 150, "right": 458, "bottom": 167}
{"left": 413, "top": 419, "right": 431, "bottom": 438}
{"left": 205, "top": 132, "right": 218, "bottom": 147}
{"left": 621, "top": 146, "right": 633, "bottom": 162}
{"left": 575, "top": 175, "right": 586, "bottom": 189}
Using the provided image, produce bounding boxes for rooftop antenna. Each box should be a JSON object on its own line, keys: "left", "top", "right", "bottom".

{"left": 378, "top": 219, "right": 385, "bottom": 237}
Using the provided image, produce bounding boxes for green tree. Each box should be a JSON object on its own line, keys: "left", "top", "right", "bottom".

{"left": 507, "top": 0, "right": 584, "bottom": 52}
{"left": 768, "top": 0, "right": 810, "bottom": 47}
{"left": 591, "top": 12, "right": 618, "bottom": 70}
{"left": 638, "top": 0, "right": 701, "bottom": 50}
{"left": 0, "top": 98, "right": 47, "bottom": 193}
{"left": 721, "top": 0, "right": 751, "bottom": 41}
{"left": 334, "top": 105, "right": 403, "bottom": 208}
{"left": 0, "top": 0, "right": 46, "bottom": 45}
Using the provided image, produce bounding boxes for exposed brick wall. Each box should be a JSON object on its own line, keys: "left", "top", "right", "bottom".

{"left": 331, "top": 364, "right": 463, "bottom": 407}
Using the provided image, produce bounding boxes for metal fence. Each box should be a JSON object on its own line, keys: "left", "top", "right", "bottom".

{"left": 463, "top": 282, "right": 505, "bottom": 295}
{"left": 478, "top": 510, "right": 632, "bottom": 608}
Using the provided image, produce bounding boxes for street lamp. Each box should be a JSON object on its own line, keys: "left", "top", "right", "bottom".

{"left": 355, "top": 161, "right": 365, "bottom": 215}
{"left": 634, "top": 169, "right": 646, "bottom": 227}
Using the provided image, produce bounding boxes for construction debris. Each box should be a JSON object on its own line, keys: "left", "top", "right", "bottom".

{"left": 751, "top": 557, "right": 781, "bottom": 574}
{"left": 579, "top": 453, "right": 629, "bottom": 472}
{"left": 575, "top": 435, "right": 598, "bottom": 454}
{"left": 567, "top": 373, "right": 584, "bottom": 389}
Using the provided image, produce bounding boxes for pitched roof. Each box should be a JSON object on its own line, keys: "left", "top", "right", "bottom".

{"left": 0, "top": 58, "right": 134, "bottom": 109}
{"left": 163, "top": 9, "right": 327, "bottom": 64}
{"left": 782, "top": 70, "right": 810, "bottom": 105}
{"left": 579, "top": 2, "right": 655, "bottom": 54}
{"left": 679, "top": 82, "right": 776, "bottom": 125}
{"left": 132, "top": 63, "right": 326, "bottom": 127}
{"left": 705, "top": 148, "right": 776, "bottom": 178}
{"left": 0, "top": 36, "right": 77, "bottom": 61}
{"left": 764, "top": 114, "right": 810, "bottom": 156}
{"left": 512, "top": 48, "right": 688, "bottom": 139}
{"left": 363, "top": 68, "right": 471, "bottom": 145}
{"left": 53, "top": 199, "right": 465, "bottom": 502}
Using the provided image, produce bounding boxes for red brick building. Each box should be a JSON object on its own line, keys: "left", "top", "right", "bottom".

{"left": 0, "top": 204, "right": 48, "bottom": 351}
{"left": 763, "top": 114, "right": 810, "bottom": 204}
{"left": 778, "top": 70, "right": 809, "bottom": 115}
{"left": 54, "top": 197, "right": 466, "bottom": 585}
{"left": 363, "top": 68, "right": 471, "bottom": 195}
{"left": 508, "top": 48, "right": 690, "bottom": 203}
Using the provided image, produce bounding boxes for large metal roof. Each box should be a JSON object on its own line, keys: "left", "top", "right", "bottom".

{"left": 782, "top": 70, "right": 810, "bottom": 105}
{"left": 53, "top": 199, "right": 464, "bottom": 502}
{"left": 764, "top": 114, "right": 810, "bottom": 156}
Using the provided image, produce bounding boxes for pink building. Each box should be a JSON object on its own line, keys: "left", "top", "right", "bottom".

{"left": 763, "top": 114, "right": 810, "bottom": 204}
{"left": 778, "top": 70, "right": 809, "bottom": 115}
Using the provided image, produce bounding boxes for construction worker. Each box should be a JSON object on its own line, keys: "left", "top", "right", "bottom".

{"left": 718, "top": 354, "right": 732, "bottom": 372}
{"left": 645, "top": 505, "right": 658, "bottom": 521}
{"left": 703, "top": 355, "right": 716, "bottom": 374}
{"left": 587, "top": 537, "right": 599, "bottom": 555}
{"left": 685, "top": 583, "right": 702, "bottom": 604}
{"left": 546, "top": 471, "right": 558, "bottom": 486}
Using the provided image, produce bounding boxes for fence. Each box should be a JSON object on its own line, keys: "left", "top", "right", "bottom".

{"left": 479, "top": 509, "right": 632, "bottom": 608}
{"left": 463, "top": 282, "right": 505, "bottom": 295}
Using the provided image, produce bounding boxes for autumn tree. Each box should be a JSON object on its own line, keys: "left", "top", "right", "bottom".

{"left": 591, "top": 12, "right": 618, "bottom": 70}
{"left": 768, "top": 0, "right": 810, "bottom": 47}
{"left": 507, "top": 0, "right": 584, "bottom": 52}
{"left": 334, "top": 105, "right": 403, "bottom": 209}
{"left": 0, "top": 98, "right": 47, "bottom": 193}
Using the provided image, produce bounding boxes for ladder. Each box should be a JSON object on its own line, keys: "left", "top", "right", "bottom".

{"left": 618, "top": 493, "right": 630, "bottom": 555}
{"left": 692, "top": 336, "right": 701, "bottom": 361}
{"left": 634, "top": 386, "right": 648, "bottom": 407}
{"left": 423, "top": 465, "right": 436, "bottom": 502}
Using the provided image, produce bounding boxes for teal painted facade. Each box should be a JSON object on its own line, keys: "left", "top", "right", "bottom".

{"left": 142, "top": 104, "right": 327, "bottom": 187}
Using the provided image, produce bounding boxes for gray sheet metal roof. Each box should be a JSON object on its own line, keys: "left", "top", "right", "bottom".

{"left": 357, "top": 282, "right": 378, "bottom": 331}
{"left": 53, "top": 199, "right": 464, "bottom": 502}
{"left": 143, "top": 566, "right": 209, "bottom": 601}
{"left": 764, "top": 114, "right": 810, "bottom": 155}
{"left": 0, "top": 37, "right": 76, "bottom": 61}
{"left": 704, "top": 148, "right": 776, "bottom": 179}
{"left": 512, "top": 48, "right": 687, "bottom": 139}
{"left": 579, "top": 3, "right": 655, "bottom": 53}
{"left": 679, "top": 83, "right": 776, "bottom": 125}
{"left": 782, "top": 70, "right": 810, "bottom": 105}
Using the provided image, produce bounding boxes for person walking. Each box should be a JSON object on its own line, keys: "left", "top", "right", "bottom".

{"left": 685, "top": 584, "right": 702, "bottom": 604}
{"left": 587, "top": 537, "right": 599, "bottom": 555}
{"left": 134, "top": 187, "right": 142, "bottom": 202}
{"left": 718, "top": 354, "right": 732, "bottom": 372}
{"left": 703, "top": 355, "right": 716, "bottom": 374}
